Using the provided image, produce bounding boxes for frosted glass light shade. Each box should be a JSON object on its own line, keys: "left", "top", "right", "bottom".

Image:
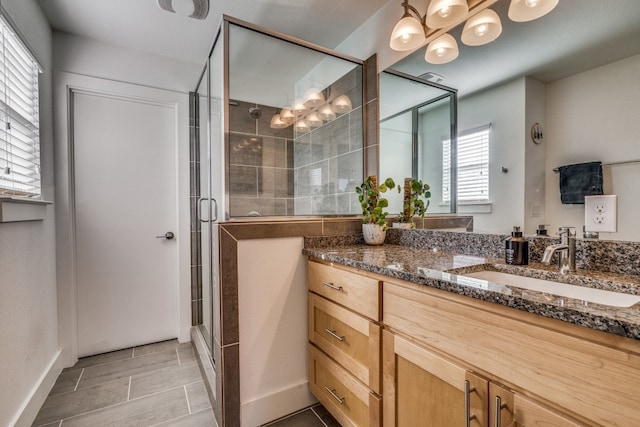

{"left": 508, "top": 0, "right": 559, "bottom": 22}
{"left": 303, "top": 88, "right": 325, "bottom": 108}
{"left": 426, "top": 0, "right": 468, "bottom": 29}
{"left": 280, "top": 108, "right": 295, "bottom": 124}
{"left": 424, "top": 33, "right": 459, "bottom": 64}
{"left": 294, "top": 119, "right": 310, "bottom": 133}
{"left": 270, "top": 113, "right": 288, "bottom": 129}
{"left": 332, "top": 95, "right": 352, "bottom": 114}
{"left": 306, "top": 112, "right": 322, "bottom": 127}
{"left": 291, "top": 98, "right": 308, "bottom": 114}
{"left": 390, "top": 14, "right": 426, "bottom": 51}
{"left": 461, "top": 9, "right": 502, "bottom": 46}
{"left": 318, "top": 104, "right": 336, "bottom": 121}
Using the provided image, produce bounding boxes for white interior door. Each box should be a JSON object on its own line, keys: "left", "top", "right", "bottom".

{"left": 73, "top": 90, "right": 178, "bottom": 357}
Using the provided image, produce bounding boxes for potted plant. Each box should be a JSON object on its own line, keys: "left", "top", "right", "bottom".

{"left": 393, "top": 178, "right": 431, "bottom": 229}
{"left": 355, "top": 175, "right": 396, "bottom": 245}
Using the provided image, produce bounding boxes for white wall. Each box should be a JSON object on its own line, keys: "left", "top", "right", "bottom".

{"left": 0, "top": 1, "right": 61, "bottom": 426}
{"left": 52, "top": 31, "right": 204, "bottom": 93}
{"left": 524, "top": 78, "right": 546, "bottom": 235}
{"left": 237, "top": 238, "right": 316, "bottom": 426}
{"left": 458, "top": 78, "right": 527, "bottom": 234}
{"left": 53, "top": 32, "right": 197, "bottom": 367}
{"left": 545, "top": 54, "right": 640, "bottom": 241}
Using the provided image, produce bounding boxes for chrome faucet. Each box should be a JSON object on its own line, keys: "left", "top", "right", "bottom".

{"left": 542, "top": 227, "right": 576, "bottom": 274}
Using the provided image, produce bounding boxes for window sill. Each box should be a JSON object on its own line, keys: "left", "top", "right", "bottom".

{"left": 0, "top": 197, "right": 53, "bottom": 222}
{"left": 439, "top": 201, "right": 492, "bottom": 214}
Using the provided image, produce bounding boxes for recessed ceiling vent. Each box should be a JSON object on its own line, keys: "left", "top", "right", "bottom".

{"left": 157, "top": 0, "right": 209, "bottom": 19}
{"left": 418, "top": 72, "right": 445, "bottom": 84}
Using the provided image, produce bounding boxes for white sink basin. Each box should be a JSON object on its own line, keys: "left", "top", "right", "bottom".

{"left": 464, "top": 270, "right": 640, "bottom": 308}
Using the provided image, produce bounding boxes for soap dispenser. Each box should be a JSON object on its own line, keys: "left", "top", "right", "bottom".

{"left": 505, "top": 226, "right": 528, "bottom": 265}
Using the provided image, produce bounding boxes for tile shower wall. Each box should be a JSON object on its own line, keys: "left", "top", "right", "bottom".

{"left": 294, "top": 67, "right": 364, "bottom": 215}
{"left": 229, "top": 101, "right": 294, "bottom": 216}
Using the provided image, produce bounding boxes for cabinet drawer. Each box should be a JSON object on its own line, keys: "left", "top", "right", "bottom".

{"left": 308, "top": 344, "right": 381, "bottom": 427}
{"left": 308, "top": 261, "right": 380, "bottom": 320}
{"left": 309, "top": 293, "right": 381, "bottom": 394}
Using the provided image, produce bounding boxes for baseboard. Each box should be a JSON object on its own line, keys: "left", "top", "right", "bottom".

{"left": 241, "top": 381, "right": 317, "bottom": 427}
{"left": 10, "top": 349, "right": 63, "bottom": 427}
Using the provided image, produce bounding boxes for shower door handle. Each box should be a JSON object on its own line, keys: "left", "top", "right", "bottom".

{"left": 156, "top": 232, "right": 174, "bottom": 240}
{"left": 198, "top": 197, "right": 218, "bottom": 222}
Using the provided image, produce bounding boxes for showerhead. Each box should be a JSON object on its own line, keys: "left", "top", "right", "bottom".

{"left": 249, "top": 107, "right": 262, "bottom": 119}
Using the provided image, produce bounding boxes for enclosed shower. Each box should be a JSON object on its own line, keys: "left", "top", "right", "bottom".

{"left": 190, "top": 16, "right": 367, "bottom": 426}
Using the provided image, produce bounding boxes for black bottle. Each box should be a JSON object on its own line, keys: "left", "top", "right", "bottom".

{"left": 505, "top": 226, "right": 528, "bottom": 265}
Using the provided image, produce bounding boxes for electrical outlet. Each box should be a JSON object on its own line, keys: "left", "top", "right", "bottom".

{"left": 585, "top": 195, "right": 617, "bottom": 232}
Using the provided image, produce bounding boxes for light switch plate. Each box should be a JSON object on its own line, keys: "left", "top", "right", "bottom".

{"left": 585, "top": 195, "right": 617, "bottom": 232}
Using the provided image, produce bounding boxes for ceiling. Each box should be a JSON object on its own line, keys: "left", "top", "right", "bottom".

{"left": 36, "top": 0, "right": 389, "bottom": 65}
{"left": 36, "top": 0, "right": 640, "bottom": 97}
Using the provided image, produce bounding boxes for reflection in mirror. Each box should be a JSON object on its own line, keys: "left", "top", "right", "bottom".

{"left": 379, "top": 70, "right": 457, "bottom": 218}
{"left": 226, "top": 22, "right": 363, "bottom": 217}
{"left": 382, "top": 0, "right": 640, "bottom": 241}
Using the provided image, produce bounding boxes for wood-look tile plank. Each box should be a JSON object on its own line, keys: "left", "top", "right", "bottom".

{"left": 129, "top": 361, "right": 202, "bottom": 400}
{"left": 78, "top": 349, "right": 178, "bottom": 389}
{"left": 185, "top": 381, "right": 212, "bottom": 413}
{"left": 150, "top": 408, "right": 216, "bottom": 427}
{"left": 134, "top": 339, "right": 180, "bottom": 357}
{"left": 32, "top": 377, "right": 129, "bottom": 426}
{"left": 261, "top": 408, "right": 325, "bottom": 427}
{"left": 63, "top": 348, "right": 133, "bottom": 371}
{"left": 48, "top": 369, "right": 83, "bottom": 396}
{"left": 62, "top": 387, "right": 189, "bottom": 427}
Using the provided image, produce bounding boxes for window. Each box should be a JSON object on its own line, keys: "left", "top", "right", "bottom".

{"left": 443, "top": 124, "right": 490, "bottom": 203}
{"left": 0, "top": 14, "right": 41, "bottom": 198}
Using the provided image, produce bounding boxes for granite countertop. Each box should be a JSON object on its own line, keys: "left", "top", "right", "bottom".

{"left": 303, "top": 243, "right": 640, "bottom": 341}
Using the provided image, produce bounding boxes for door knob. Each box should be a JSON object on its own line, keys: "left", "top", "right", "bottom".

{"left": 156, "top": 232, "right": 174, "bottom": 240}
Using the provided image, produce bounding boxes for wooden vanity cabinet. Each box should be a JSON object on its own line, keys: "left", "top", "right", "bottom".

{"left": 307, "top": 260, "right": 382, "bottom": 427}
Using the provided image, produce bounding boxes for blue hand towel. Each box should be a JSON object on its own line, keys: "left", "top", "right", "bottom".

{"left": 558, "top": 161, "right": 603, "bottom": 204}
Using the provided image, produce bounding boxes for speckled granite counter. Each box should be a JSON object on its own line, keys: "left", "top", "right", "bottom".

{"left": 303, "top": 241, "right": 640, "bottom": 341}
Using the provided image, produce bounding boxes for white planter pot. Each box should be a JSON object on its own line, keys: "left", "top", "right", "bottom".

{"left": 362, "top": 223, "right": 386, "bottom": 245}
{"left": 392, "top": 222, "right": 414, "bottom": 229}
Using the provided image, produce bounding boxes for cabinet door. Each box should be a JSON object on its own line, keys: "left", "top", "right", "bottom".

{"left": 489, "top": 383, "right": 587, "bottom": 427}
{"left": 383, "top": 330, "right": 489, "bottom": 427}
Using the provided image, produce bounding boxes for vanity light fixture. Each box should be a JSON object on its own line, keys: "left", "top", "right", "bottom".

{"left": 306, "top": 112, "right": 323, "bottom": 127}
{"left": 425, "top": 0, "right": 469, "bottom": 29}
{"left": 461, "top": 9, "right": 502, "bottom": 46}
{"left": 294, "top": 118, "right": 310, "bottom": 133}
{"left": 279, "top": 108, "right": 295, "bottom": 124}
{"left": 303, "top": 88, "right": 325, "bottom": 108}
{"left": 270, "top": 113, "right": 288, "bottom": 129}
{"left": 424, "top": 33, "right": 459, "bottom": 64}
{"left": 332, "top": 95, "right": 353, "bottom": 114}
{"left": 390, "top": 0, "right": 558, "bottom": 64}
{"left": 318, "top": 104, "right": 336, "bottom": 121}
{"left": 508, "top": 0, "right": 559, "bottom": 22}
{"left": 291, "top": 98, "right": 308, "bottom": 114}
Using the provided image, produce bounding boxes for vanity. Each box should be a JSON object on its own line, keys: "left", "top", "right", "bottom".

{"left": 304, "top": 230, "right": 640, "bottom": 427}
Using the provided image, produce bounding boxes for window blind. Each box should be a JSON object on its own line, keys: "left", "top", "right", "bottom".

{"left": 0, "top": 13, "right": 40, "bottom": 197}
{"left": 443, "top": 124, "right": 490, "bottom": 203}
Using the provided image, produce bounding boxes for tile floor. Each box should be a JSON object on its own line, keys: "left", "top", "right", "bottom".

{"left": 32, "top": 339, "right": 215, "bottom": 426}
{"left": 261, "top": 404, "right": 340, "bottom": 427}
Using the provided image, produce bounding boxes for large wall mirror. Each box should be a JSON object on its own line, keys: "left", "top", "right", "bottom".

{"left": 381, "top": 0, "right": 640, "bottom": 241}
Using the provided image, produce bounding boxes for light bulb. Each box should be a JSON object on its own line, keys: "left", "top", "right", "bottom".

{"left": 525, "top": 0, "right": 539, "bottom": 7}
{"left": 438, "top": 6, "right": 451, "bottom": 18}
{"left": 436, "top": 47, "right": 447, "bottom": 57}
{"left": 400, "top": 33, "right": 412, "bottom": 43}
{"left": 475, "top": 23, "right": 488, "bottom": 36}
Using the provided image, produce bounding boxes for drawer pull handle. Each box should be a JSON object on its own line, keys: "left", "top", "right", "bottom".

{"left": 323, "top": 282, "right": 343, "bottom": 291}
{"left": 324, "top": 328, "right": 345, "bottom": 341}
{"left": 494, "top": 396, "right": 507, "bottom": 427}
{"left": 464, "top": 380, "right": 477, "bottom": 427}
{"left": 325, "top": 387, "right": 345, "bottom": 404}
